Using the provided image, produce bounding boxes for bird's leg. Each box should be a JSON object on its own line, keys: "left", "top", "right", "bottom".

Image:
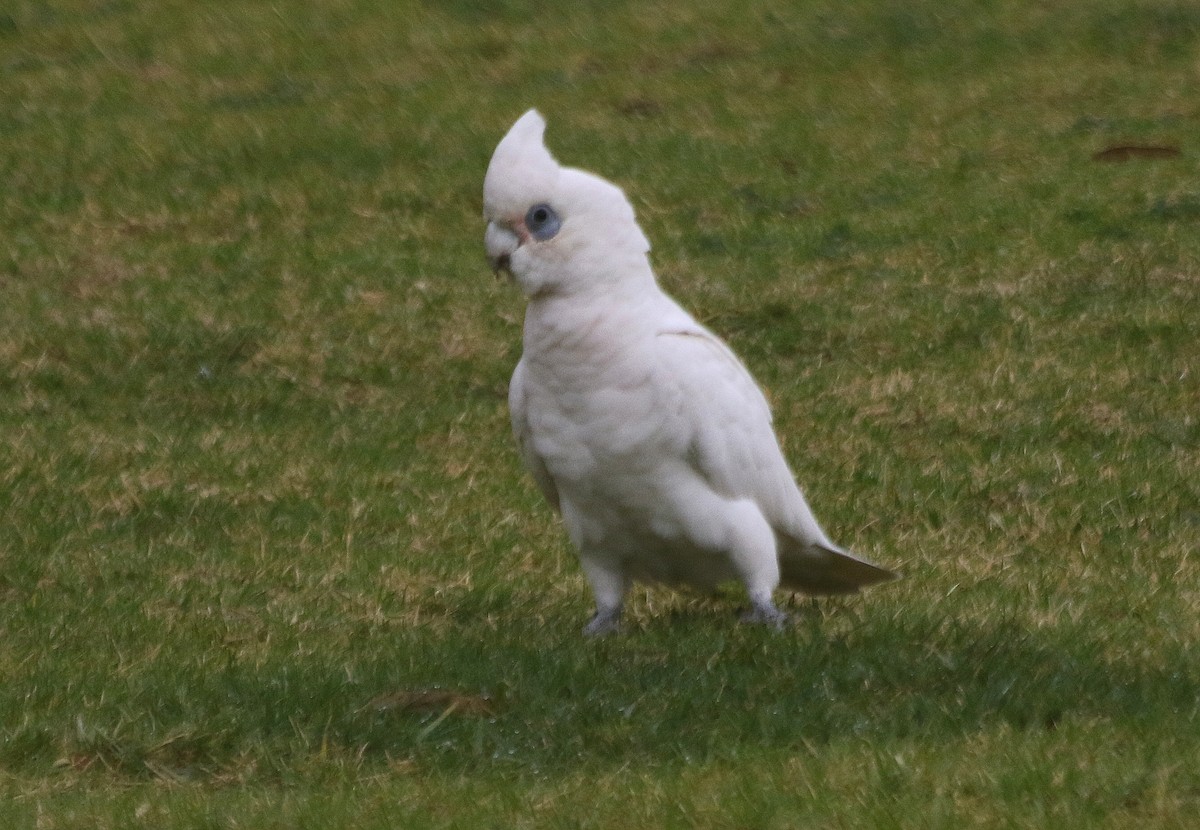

{"left": 715, "top": 500, "right": 788, "bottom": 630}
{"left": 579, "top": 554, "right": 627, "bottom": 637}
{"left": 739, "top": 591, "right": 789, "bottom": 630}
{"left": 582, "top": 605, "right": 623, "bottom": 637}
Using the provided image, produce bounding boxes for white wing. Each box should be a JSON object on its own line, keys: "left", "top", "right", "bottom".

{"left": 654, "top": 322, "right": 896, "bottom": 594}
{"left": 509, "top": 357, "right": 560, "bottom": 512}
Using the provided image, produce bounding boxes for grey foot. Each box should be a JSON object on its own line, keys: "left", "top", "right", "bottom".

{"left": 582, "top": 607, "right": 622, "bottom": 637}
{"left": 740, "top": 600, "right": 789, "bottom": 630}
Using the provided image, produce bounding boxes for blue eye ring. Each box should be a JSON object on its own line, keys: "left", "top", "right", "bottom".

{"left": 525, "top": 203, "right": 561, "bottom": 241}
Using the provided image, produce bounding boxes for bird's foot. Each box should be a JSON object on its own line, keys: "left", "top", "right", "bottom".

{"left": 582, "top": 608, "right": 622, "bottom": 637}
{"left": 739, "top": 600, "right": 789, "bottom": 631}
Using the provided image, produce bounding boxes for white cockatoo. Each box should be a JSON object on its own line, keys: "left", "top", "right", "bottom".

{"left": 484, "top": 109, "right": 897, "bottom": 634}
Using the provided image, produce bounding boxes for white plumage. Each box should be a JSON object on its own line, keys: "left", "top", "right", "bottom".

{"left": 484, "top": 110, "right": 897, "bottom": 634}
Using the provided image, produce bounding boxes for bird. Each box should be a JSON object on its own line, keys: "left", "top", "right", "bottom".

{"left": 483, "top": 109, "right": 897, "bottom": 635}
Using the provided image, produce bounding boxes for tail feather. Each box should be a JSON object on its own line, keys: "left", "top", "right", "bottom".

{"left": 777, "top": 536, "right": 899, "bottom": 595}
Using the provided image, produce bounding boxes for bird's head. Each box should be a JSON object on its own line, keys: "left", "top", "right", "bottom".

{"left": 483, "top": 109, "right": 652, "bottom": 299}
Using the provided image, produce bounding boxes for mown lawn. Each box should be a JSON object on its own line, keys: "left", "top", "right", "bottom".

{"left": 2, "top": 1, "right": 1198, "bottom": 827}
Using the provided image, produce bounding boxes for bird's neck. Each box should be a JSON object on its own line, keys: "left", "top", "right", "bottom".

{"left": 520, "top": 281, "right": 666, "bottom": 376}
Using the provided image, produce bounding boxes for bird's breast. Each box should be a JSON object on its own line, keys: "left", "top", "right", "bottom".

{"left": 522, "top": 353, "right": 680, "bottom": 487}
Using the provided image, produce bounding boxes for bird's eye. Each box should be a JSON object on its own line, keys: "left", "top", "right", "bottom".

{"left": 525, "top": 203, "right": 561, "bottom": 241}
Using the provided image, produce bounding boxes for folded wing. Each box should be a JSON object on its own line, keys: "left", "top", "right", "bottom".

{"left": 653, "top": 323, "right": 897, "bottom": 594}
{"left": 509, "top": 358, "right": 561, "bottom": 512}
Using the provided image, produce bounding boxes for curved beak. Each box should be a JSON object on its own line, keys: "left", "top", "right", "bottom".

{"left": 485, "top": 221, "right": 520, "bottom": 279}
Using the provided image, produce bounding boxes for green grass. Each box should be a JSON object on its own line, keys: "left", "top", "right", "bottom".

{"left": 2, "top": 0, "right": 1199, "bottom": 826}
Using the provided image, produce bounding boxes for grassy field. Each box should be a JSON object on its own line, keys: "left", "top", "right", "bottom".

{"left": 2, "top": 0, "right": 1199, "bottom": 826}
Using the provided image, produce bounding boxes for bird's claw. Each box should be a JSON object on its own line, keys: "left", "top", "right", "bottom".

{"left": 582, "top": 609, "right": 622, "bottom": 637}
{"left": 739, "top": 603, "right": 789, "bottom": 631}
